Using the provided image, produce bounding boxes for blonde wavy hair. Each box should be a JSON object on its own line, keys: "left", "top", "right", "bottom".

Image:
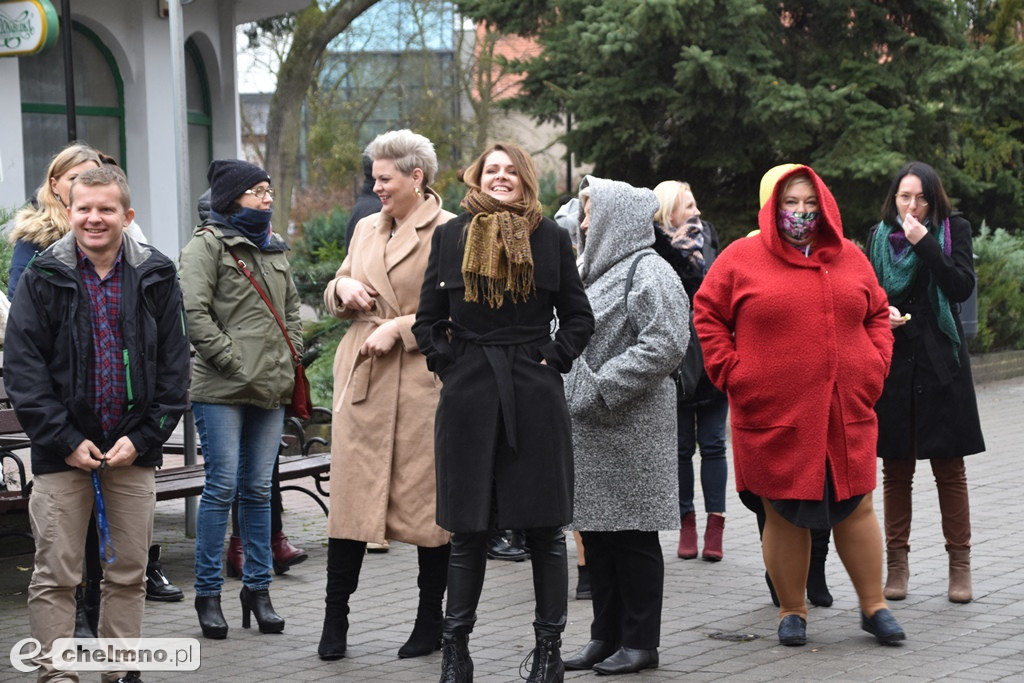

{"left": 10, "top": 143, "right": 102, "bottom": 247}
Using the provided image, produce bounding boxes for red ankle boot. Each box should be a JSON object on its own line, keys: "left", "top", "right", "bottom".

{"left": 678, "top": 513, "right": 698, "bottom": 559}
{"left": 702, "top": 514, "right": 725, "bottom": 562}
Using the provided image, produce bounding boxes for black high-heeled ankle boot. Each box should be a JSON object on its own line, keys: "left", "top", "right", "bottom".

{"left": 195, "top": 595, "right": 228, "bottom": 639}
{"left": 239, "top": 586, "right": 285, "bottom": 634}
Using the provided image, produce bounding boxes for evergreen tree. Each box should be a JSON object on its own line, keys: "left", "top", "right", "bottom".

{"left": 456, "top": 0, "right": 1024, "bottom": 242}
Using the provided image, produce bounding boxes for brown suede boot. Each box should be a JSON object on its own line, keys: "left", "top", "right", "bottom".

{"left": 883, "top": 547, "right": 909, "bottom": 601}
{"left": 948, "top": 547, "right": 972, "bottom": 603}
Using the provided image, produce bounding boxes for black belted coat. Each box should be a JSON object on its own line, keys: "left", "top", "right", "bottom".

{"left": 868, "top": 215, "right": 985, "bottom": 461}
{"left": 413, "top": 213, "right": 594, "bottom": 532}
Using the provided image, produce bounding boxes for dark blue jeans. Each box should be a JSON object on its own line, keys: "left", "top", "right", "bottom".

{"left": 677, "top": 397, "right": 729, "bottom": 517}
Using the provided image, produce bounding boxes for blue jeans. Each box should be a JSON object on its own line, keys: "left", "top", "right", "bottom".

{"left": 678, "top": 397, "right": 729, "bottom": 516}
{"left": 193, "top": 402, "right": 284, "bottom": 595}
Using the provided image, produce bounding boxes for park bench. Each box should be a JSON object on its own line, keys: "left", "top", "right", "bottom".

{"left": 0, "top": 397, "right": 332, "bottom": 547}
{"left": 156, "top": 407, "right": 331, "bottom": 514}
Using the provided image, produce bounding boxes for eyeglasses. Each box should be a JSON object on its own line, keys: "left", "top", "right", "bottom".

{"left": 244, "top": 187, "right": 275, "bottom": 199}
{"left": 895, "top": 193, "right": 928, "bottom": 207}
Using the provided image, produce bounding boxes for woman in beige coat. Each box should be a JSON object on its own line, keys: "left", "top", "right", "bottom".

{"left": 318, "top": 130, "right": 454, "bottom": 661}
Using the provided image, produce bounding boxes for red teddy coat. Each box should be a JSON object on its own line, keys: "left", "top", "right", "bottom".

{"left": 693, "top": 166, "right": 893, "bottom": 502}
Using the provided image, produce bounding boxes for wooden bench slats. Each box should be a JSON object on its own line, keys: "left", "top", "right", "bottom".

{"left": 155, "top": 452, "right": 331, "bottom": 502}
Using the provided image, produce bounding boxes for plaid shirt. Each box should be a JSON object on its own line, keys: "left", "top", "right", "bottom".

{"left": 78, "top": 246, "right": 126, "bottom": 435}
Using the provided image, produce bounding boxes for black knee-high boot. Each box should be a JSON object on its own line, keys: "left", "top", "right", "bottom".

{"left": 399, "top": 543, "right": 450, "bottom": 658}
{"left": 318, "top": 538, "right": 365, "bottom": 660}
{"left": 807, "top": 528, "right": 833, "bottom": 607}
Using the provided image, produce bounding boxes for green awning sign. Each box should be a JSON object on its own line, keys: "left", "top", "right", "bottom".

{"left": 0, "top": 0, "right": 58, "bottom": 57}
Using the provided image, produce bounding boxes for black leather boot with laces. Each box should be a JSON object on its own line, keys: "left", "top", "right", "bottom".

{"left": 439, "top": 633, "right": 473, "bottom": 683}
{"left": 521, "top": 635, "right": 563, "bottom": 683}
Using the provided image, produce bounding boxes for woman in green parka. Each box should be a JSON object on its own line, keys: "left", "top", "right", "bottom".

{"left": 179, "top": 159, "right": 303, "bottom": 641}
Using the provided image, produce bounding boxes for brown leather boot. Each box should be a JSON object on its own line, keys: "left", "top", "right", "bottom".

{"left": 226, "top": 535, "right": 244, "bottom": 579}
{"left": 271, "top": 531, "right": 308, "bottom": 575}
{"left": 948, "top": 547, "right": 972, "bottom": 603}
{"left": 883, "top": 546, "right": 909, "bottom": 600}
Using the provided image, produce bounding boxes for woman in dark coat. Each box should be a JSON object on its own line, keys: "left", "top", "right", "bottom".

{"left": 868, "top": 161, "right": 985, "bottom": 604}
{"left": 414, "top": 141, "right": 594, "bottom": 683}
{"left": 651, "top": 180, "right": 729, "bottom": 562}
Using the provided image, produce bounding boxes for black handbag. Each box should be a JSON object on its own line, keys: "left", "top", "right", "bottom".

{"left": 674, "top": 314, "right": 703, "bottom": 402}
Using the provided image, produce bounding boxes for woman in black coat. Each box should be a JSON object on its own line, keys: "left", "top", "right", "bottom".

{"left": 414, "top": 141, "right": 594, "bottom": 683}
{"left": 868, "top": 161, "right": 985, "bottom": 604}
{"left": 650, "top": 180, "right": 729, "bottom": 562}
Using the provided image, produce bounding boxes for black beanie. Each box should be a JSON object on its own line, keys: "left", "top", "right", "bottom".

{"left": 207, "top": 159, "right": 271, "bottom": 214}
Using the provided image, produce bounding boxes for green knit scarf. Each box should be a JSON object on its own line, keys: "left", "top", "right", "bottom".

{"left": 869, "top": 219, "right": 960, "bottom": 365}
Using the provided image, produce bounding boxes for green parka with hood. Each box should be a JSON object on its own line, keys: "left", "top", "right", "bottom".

{"left": 179, "top": 221, "right": 302, "bottom": 408}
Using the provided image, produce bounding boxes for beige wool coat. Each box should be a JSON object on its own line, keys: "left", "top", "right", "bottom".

{"left": 323, "top": 189, "right": 454, "bottom": 546}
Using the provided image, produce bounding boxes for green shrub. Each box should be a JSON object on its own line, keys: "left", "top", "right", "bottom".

{"left": 970, "top": 223, "right": 1024, "bottom": 353}
{"left": 289, "top": 207, "right": 350, "bottom": 407}
{"left": 0, "top": 207, "right": 13, "bottom": 292}
{"left": 305, "top": 319, "right": 346, "bottom": 408}
{"left": 290, "top": 207, "right": 349, "bottom": 309}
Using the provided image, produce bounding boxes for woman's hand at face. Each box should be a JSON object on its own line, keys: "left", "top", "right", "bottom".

{"left": 359, "top": 320, "right": 400, "bottom": 357}
{"left": 901, "top": 212, "right": 928, "bottom": 245}
{"left": 335, "top": 277, "right": 379, "bottom": 311}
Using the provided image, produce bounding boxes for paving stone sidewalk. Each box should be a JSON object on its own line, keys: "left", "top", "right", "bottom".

{"left": 2, "top": 377, "right": 1023, "bottom": 681}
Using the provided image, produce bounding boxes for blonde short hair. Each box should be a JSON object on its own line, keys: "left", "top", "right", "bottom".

{"left": 364, "top": 129, "right": 438, "bottom": 187}
{"left": 652, "top": 180, "right": 692, "bottom": 226}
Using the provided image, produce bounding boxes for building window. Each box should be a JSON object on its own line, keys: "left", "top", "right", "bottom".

{"left": 19, "top": 21, "right": 124, "bottom": 197}
{"left": 186, "top": 38, "right": 213, "bottom": 225}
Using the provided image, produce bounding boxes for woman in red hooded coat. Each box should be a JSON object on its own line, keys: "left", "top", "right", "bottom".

{"left": 694, "top": 165, "right": 905, "bottom": 647}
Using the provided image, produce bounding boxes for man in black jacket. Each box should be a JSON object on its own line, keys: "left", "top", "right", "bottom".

{"left": 4, "top": 165, "right": 190, "bottom": 682}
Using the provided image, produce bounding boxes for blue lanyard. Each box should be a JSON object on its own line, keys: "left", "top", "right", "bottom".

{"left": 91, "top": 470, "right": 116, "bottom": 564}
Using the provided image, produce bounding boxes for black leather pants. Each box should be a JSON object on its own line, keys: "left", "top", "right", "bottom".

{"left": 444, "top": 526, "right": 567, "bottom": 638}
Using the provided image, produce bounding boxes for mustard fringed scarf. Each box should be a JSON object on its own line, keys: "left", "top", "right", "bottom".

{"left": 460, "top": 189, "right": 543, "bottom": 308}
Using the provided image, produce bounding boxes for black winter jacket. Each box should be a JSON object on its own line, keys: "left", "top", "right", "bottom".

{"left": 3, "top": 233, "right": 191, "bottom": 475}
{"left": 652, "top": 222, "right": 726, "bottom": 406}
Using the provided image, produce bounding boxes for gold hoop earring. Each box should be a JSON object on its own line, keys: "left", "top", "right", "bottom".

{"left": 414, "top": 186, "right": 422, "bottom": 197}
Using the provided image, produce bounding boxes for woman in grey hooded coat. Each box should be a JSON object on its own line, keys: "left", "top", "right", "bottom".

{"left": 563, "top": 176, "right": 689, "bottom": 675}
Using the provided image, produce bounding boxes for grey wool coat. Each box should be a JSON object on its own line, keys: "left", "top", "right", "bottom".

{"left": 565, "top": 176, "right": 689, "bottom": 532}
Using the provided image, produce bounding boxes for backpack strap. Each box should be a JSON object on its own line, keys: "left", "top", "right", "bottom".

{"left": 624, "top": 251, "right": 657, "bottom": 334}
